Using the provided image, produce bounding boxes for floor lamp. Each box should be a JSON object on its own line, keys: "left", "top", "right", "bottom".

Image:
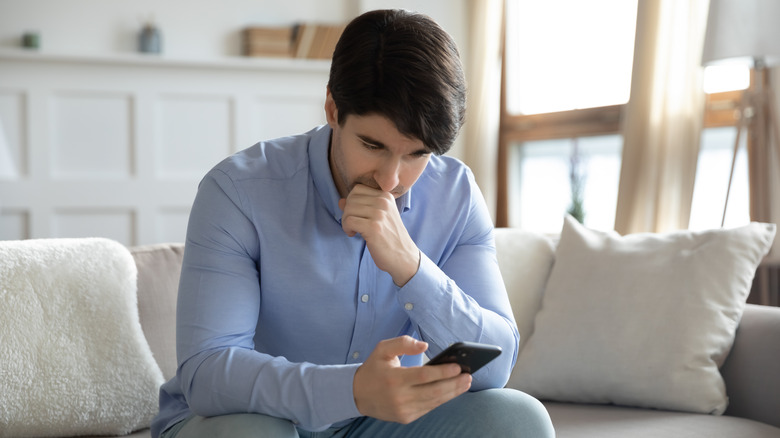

{"left": 702, "top": 0, "right": 780, "bottom": 227}
{"left": 702, "top": 0, "right": 780, "bottom": 303}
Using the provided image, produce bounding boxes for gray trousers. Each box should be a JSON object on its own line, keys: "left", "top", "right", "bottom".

{"left": 161, "top": 388, "right": 554, "bottom": 438}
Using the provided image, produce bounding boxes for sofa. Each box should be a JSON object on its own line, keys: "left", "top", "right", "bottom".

{"left": 1, "top": 220, "right": 779, "bottom": 437}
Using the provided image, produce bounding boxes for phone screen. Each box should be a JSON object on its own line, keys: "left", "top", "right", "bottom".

{"left": 426, "top": 341, "right": 502, "bottom": 374}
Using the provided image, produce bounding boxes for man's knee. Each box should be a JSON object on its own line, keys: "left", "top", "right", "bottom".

{"left": 174, "top": 413, "right": 298, "bottom": 438}
{"left": 452, "top": 389, "right": 555, "bottom": 437}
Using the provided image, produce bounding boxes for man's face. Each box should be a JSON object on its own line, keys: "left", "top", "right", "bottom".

{"left": 325, "top": 92, "right": 431, "bottom": 199}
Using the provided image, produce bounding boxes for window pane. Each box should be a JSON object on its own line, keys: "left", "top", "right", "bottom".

{"left": 689, "top": 127, "right": 750, "bottom": 230}
{"left": 509, "top": 135, "right": 622, "bottom": 233}
{"left": 702, "top": 65, "right": 749, "bottom": 93}
{"left": 505, "top": 0, "right": 638, "bottom": 115}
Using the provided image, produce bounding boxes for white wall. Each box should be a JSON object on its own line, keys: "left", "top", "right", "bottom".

{"left": 0, "top": 0, "right": 470, "bottom": 245}
{"left": 0, "top": 0, "right": 467, "bottom": 60}
{"left": 0, "top": 0, "right": 468, "bottom": 159}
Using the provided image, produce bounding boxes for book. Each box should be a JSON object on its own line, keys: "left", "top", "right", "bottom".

{"left": 292, "top": 23, "right": 346, "bottom": 60}
{"left": 243, "top": 26, "right": 295, "bottom": 57}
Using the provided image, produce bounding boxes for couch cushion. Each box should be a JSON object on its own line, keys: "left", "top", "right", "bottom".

{"left": 512, "top": 216, "right": 775, "bottom": 414}
{"left": 544, "top": 402, "right": 780, "bottom": 438}
{"left": 493, "top": 227, "right": 555, "bottom": 351}
{"left": 0, "top": 238, "right": 164, "bottom": 437}
{"left": 131, "top": 243, "right": 184, "bottom": 381}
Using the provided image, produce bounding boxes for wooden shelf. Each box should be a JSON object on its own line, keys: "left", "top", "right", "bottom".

{"left": 0, "top": 47, "right": 331, "bottom": 73}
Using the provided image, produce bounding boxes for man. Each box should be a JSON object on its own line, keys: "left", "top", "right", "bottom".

{"left": 152, "top": 9, "right": 554, "bottom": 438}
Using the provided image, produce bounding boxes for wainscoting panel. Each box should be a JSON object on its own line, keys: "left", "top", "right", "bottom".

{"left": 51, "top": 208, "right": 136, "bottom": 246}
{"left": 155, "top": 93, "right": 233, "bottom": 180}
{"left": 0, "top": 209, "right": 29, "bottom": 240}
{"left": 0, "top": 90, "right": 27, "bottom": 180}
{"left": 155, "top": 207, "right": 191, "bottom": 245}
{"left": 0, "top": 49, "right": 331, "bottom": 245}
{"left": 253, "top": 95, "right": 326, "bottom": 142}
{"left": 50, "top": 91, "right": 134, "bottom": 179}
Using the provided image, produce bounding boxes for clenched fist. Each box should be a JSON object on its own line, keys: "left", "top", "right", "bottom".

{"left": 339, "top": 184, "right": 421, "bottom": 287}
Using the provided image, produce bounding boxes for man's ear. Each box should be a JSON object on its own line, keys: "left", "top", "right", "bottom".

{"left": 325, "top": 89, "right": 338, "bottom": 128}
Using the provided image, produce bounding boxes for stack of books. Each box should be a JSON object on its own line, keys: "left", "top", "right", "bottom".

{"left": 243, "top": 23, "right": 346, "bottom": 59}
{"left": 243, "top": 26, "right": 296, "bottom": 58}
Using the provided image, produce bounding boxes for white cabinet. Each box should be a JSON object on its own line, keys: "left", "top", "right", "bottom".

{"left": 0, "top": 49, "right": 330, "bottom": 244}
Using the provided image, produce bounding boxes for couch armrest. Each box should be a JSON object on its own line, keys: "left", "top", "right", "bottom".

{"left": 721, "top": 303, "right": 780, "bottom": 428}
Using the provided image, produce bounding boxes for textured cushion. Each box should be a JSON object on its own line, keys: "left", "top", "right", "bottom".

{"left": 512, "top": 216, "right": 776, "bottom": 414}
{"left": 131, "top": 243, "right": 185, "bottom": 381}
{"left": 0, "top": 238, "right": 164, "bottom": 437}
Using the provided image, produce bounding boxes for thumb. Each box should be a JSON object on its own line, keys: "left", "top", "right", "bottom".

{"left": 375, "top": 336, "right": 428, "bottom": 361}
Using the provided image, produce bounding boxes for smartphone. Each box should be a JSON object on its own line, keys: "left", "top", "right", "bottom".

{"left": 425, "top": 341, "right": 502, "bottom": 374}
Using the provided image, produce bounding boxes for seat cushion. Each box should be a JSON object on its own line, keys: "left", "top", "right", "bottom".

{"left": 544, "top": 402, "right": 780, "bottom": 438}
{"left": 131, "top": 243, "right": 185, "bottom": 381}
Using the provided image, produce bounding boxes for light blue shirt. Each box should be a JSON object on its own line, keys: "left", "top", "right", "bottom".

{"left": 151, "top": 124, "right": 519, "bottom": 437}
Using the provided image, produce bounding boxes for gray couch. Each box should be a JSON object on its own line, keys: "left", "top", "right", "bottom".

{"left": 121, "top": 228, "right": 780, "bottom": 437}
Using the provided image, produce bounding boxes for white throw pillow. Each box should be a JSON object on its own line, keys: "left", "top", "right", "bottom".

{"left": 0, "top": 238, "right": 164, "bottom": 437}
{"left": 493, "top": 228, "right": 556, "bottom": 351}
{"left": 512, "top": 216, "right": 776, "bottom": 414}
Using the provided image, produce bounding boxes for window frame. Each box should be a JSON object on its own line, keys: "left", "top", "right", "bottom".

{"left": 496, "top": 39, "right": 744, "bottom": 227}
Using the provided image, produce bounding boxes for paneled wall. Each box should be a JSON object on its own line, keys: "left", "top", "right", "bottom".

{"left": 0, "top": 49, "right": 330, "bottom": 245}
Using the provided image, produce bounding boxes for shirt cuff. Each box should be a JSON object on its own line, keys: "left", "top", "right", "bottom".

{"left": 310, "top": 363, "right": 362, "bottom": 429}
{"left": 395, "top": 253, "right": 446, "bottom": 329}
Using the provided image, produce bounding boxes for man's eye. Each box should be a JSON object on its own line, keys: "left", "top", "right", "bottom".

{"left": 362, "top": 142, "right": 381, "bottom": 150}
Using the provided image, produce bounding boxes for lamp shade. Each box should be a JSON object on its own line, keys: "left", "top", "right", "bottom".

{"left": 702, "top": 0, "right": 780, "bottom": 67}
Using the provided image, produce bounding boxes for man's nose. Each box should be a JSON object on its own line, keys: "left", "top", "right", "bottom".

{"left": 375, "top": 158, "right": 401, "bottom": 193}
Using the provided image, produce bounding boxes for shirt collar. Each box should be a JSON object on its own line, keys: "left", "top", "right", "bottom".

{"left": 308, "top": 125, "right": 412, "bottom": 223}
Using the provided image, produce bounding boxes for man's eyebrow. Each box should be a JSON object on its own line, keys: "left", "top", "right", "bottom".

{"left": 357, "top": 134, "right": 430, "bottom": 155}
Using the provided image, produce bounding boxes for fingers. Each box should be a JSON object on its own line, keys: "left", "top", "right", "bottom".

{"left": 380, "top": 368, "right": 472, "bottom": 424}
{"left": 411, "top": 372, "right": 472, "bottom": 408}
{"left": 339, "top": 186, "right": 394, "bottom": 234}
{"left": 353, "top": 336, "right": 473, "bottom": 424}
{"left": 374, "top": 335, "right": 428, "bottom": 361}
{"left": 338, "top": 184, "right": 420, "bottom": 286}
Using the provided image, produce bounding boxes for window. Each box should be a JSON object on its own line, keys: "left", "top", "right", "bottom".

{"left": 509, "top": 135, "right": 622, "bottom": 233}
{"left": 500, "top": 2, "right": 750, "bottom": 233}
{"left": 499, "top": 0, "right": 638, "bottom": 231}
{"left": 689, "top": 65, "right": 751, "bottom": 230}
{"left": 504, "top": 0, "right": 637, "bottom": 115}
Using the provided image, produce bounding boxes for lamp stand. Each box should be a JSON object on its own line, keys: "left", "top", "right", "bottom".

{"left": 721, "top": 60, "right": 780, "bottom": 228}
{"left": 721, "top": 60, "right": 780, "bottom": 305}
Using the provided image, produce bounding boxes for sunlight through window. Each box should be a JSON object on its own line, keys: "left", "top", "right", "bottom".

{"left": 505, "top": 0, "right": 638, "bottom": 115}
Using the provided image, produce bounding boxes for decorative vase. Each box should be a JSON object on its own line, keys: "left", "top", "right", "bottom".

{"left": 21, "top": 32, "right": 40, "bottom": 49}
{"left": 139, "top": 24, "right": 162, "bottom": 54}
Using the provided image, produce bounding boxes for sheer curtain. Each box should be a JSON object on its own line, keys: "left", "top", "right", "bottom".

{"left": 461, "top": 0, "right": 503, "bottom": 221}
{"left": 614, "top": 0, "right": 710, "bottom": 234}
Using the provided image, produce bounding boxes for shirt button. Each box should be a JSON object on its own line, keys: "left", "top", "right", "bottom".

{"left": 404, "top": 302, "right": 414, "bottom": 311}
{"left": 361, "top": 294, "right": 369, "bottom": 303}
{"left": 352, "top": 351, "right": 360, "bottom": 359}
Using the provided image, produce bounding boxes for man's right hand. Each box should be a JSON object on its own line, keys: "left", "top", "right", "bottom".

{"left": 352, "top": 336, "right": 472, "bottom": 424}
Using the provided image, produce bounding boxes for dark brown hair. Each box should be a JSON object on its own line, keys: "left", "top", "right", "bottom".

{"left": 327, "top": 9, "right": 466, "bottom": 155}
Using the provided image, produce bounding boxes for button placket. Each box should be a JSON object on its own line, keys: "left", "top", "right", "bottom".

{"left": 347, "top": 243, "right": 375, "bottom": 363}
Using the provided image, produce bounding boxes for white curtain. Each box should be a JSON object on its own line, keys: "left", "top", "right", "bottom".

{"left": 461, "top": 0, "right": 504, "bottom": 222}
{"left": 614, "top": 0, "right": 710, "bottom": 234}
